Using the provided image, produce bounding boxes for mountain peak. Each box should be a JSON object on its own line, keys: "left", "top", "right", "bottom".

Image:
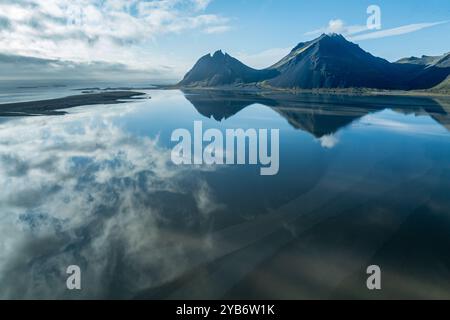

{"left": 178, "top": 50, "right": 278, "bottom": 87}
{"left": 267, "top": 33, "right": 396, "bottom": 89}
{"left": 290, "top": 34, "right": 348, "bottom": 53}
{"left": 318, "top": 33, "right": 346, "bottom": 39}
{"left": 318, "top": 33, "right": 348, "bottom": 43}
{"left": 329, "top": 33, "right": 344, "bottom": 37}
{"left": 212, "top": 50, "right": 225, "bottom": 58}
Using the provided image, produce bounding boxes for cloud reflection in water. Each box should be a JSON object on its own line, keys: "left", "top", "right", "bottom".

{"left": 0, "top": 106, "right": 223, "bottom": 299}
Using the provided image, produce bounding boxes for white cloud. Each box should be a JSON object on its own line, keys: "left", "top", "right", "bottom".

{"left": 0, "top": 102, "right": 224, "bottom": 299}
{"left": 193, "top": 0, "right": 212, "bottom": 11}
{"left": 318, "top": 134, "right": 339, "bottom": 149}
{"left": 306, "top": 18, "right": 449, "bottom": 41}
{"left": 305, "top": 19, "right": 367, "bottom": 37}
{"left": 0, "top": 0, "right": 230, "bottom": 77}
{"left": 350, "top": 21, "right": 449, "bottom": 41}
{"left": 0, "top": 53, "right": 163, "bottom": 80}
{"left": 355, "top": 111, "right": 449, "bottom": 136}
{"left": 203, "top": 24, "right": 231, "bottom": 34}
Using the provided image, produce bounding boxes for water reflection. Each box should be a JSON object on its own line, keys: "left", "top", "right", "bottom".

{"left": 182, "top": 89, "right": 450, "bottom": 137}
{"left": 0, "top": 106, "right": 225, "bottom": 299}
{"left": 0, "top": 90, "right": 449, "bottom": 299}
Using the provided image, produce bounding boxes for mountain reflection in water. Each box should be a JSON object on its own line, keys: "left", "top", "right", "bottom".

{"left": 183, "top": 89, "right": 450, "bottom": 137}
{"left": 0, "top": 90, "right": 449, "bottom": 300}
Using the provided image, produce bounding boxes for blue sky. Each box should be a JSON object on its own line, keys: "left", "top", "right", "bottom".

{"left": 0, "top": 0, "right": 448, "bottom": 80}
{"left": 160, "top": 0, "right": 450, "bottom": 67}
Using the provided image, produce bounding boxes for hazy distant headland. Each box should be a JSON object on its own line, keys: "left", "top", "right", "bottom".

{"left": 174, "top": 34, "right": 450, "bottom": 96}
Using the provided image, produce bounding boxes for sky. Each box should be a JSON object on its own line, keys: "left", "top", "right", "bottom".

{"left": 0, "top": 0, "right": 449, "bottom": 81}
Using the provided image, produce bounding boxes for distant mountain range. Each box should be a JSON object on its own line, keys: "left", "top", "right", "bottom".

{"left": 396, "top": 53, "right": 450, "bottom": 68}
{"left": 178, "top": 34, "right": 450, "bottom": 92}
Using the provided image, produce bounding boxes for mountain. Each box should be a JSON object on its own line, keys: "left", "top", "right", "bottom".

{"left": 179, "top": 34, "right": 450, "bottom": 91}
{"left": 397, "top": 55, "right": 443, "bottom": 66}
{"left": 395, "top": 53, "right": 450, "bottom": 90}
{"left": 178, "top": 50, "right": 278, "bottom": 87}
{"left": 265, "top": 34, "right": 402, "bottom": 89}
{"left": 396, "top": 53, "right": 450, "bottom": 68}
{"left": 435, "top": 54, "right": 450, "bottom": 68}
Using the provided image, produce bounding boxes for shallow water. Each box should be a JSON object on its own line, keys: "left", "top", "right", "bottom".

{"left": 0, "top": 88, "right": 449, "bottom": 299}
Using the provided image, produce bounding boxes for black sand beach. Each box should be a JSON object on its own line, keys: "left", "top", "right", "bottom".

{"left": 0, "top": 91, "right": 147, "bottom": 116}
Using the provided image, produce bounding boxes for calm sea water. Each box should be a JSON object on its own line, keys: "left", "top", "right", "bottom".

{"left": 0, "top": 86, "right": 450, "bottom": 299}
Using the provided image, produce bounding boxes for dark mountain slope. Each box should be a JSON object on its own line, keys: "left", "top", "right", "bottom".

{"left": 395, "top": 53, "right": 450, "bottom": 89}
{"left": 178, "top": 50, "right": 278, "bottom": 87}
{"left": 431, "top": 76, "right": 450, "bottom": 93}
{"left": 265, "top": 34, "right": 401, "bottom": 89}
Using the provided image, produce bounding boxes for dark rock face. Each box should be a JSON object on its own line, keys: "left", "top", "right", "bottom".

{"left": 178, "top": 50, "right": 278, "bottom": 87}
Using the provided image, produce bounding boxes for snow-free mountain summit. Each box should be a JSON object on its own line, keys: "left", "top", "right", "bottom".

{"left": 178, "top": 50, "right": 277, "bottom": 87}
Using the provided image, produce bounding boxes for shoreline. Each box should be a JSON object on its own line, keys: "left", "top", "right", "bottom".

{"left": 158, "top": 84, "right": 450, "bottom": 98}
{"left": 0, "top": 91, "right": 148, "bottom": 117}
